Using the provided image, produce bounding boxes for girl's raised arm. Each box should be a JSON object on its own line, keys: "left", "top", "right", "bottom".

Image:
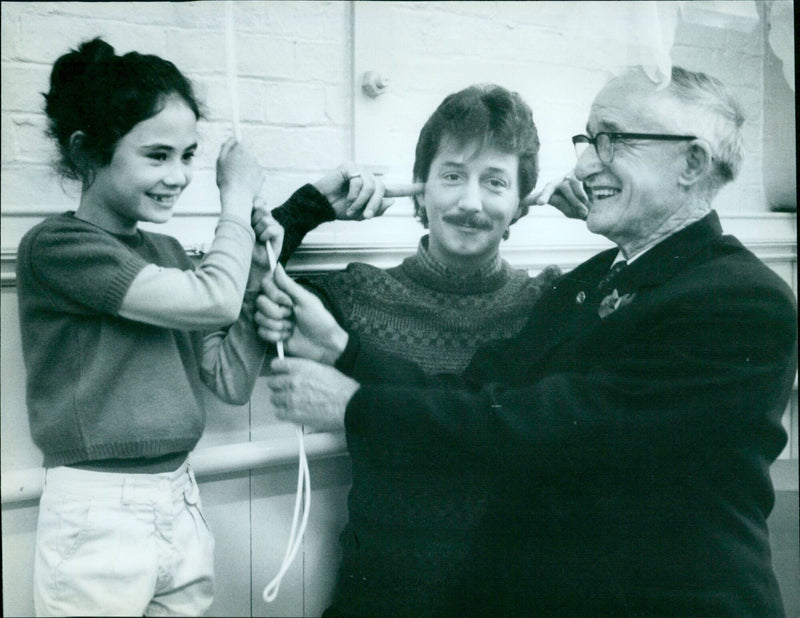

{"left": 118, "top": 139, "right": 264, "bottom": 329}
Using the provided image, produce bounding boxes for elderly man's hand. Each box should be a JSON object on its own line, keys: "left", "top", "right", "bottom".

{"left": 266, "top": 357, "right": 359, "bottom": 431}
{"left": 523, "top": 174, "right": 589, "bottom": 220}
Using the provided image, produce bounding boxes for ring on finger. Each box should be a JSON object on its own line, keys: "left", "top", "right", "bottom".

{"left": 348, "top": 172, "right": 362, "bottom": 180}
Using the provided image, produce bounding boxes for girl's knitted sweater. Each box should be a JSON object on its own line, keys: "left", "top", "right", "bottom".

{"left": 16, "top": 213, "right": 263, "bottom": 467}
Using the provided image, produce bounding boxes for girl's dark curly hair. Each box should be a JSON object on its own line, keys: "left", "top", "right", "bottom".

{"left": 412, "top": 84, "right": 540, "bottom": 227}
{"left": 43, "top": 37, "right": 204, "bottom": 183}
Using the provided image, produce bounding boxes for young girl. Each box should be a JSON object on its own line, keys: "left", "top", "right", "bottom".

{"left": 16, "top": 38, "right": 275, "bottom": 616}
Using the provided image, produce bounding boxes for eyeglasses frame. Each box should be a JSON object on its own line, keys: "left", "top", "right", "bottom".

{"left": 572, "top": 132, "right": 698, "bottom": 165}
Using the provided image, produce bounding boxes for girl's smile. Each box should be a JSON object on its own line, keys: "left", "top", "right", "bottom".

{"left": 76, "top": 96, "right": 199, "bottom": 235}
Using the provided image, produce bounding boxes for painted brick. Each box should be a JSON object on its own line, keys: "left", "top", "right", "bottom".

{"left": 236, "top": 34, "right": 297, "bottom": 80}
{"left": 262, "top": 81, "right": 327, "bottom": 125}
{"left": 8, "top": 115, "right": 52, "bottom": 163}
{"left": 245, "top": 125, "right": 348, "bottom": 170}
{"left": 192, "top": 77, "right": 267, "bottom": 129}
{"left": 494, "top": 2, "right": 577, "bottom": 29}
{"left": 1, "top": 164, "right": 78, "bottom": 214}
{"left": 170, "top": 2, "right": 231, "bottom": 30}
{"left": 195, "top": 122, "right": 239, "bottom": 170}
{"left": 40, "top": 1, "right": 179, "bottom": 26}
{"left": 1, "top": 115, "right": 16, "bottom": 165}
{"left": 244, "top": 1, "right": 348, "bottom": 42}
{"left": 233, "top": 78, "right": 271, "bottom": 125}
{"left": 166, "top": 29, "right": 226, "bottom": 74}
{"left": 171, "top": 169, "right": 223, "bottom": 215}
{"left": 295, "top": 40, "right": 347, "bottom": 84}
{"left": 324, "top": 83, "right": 352, "bottom": 126}
{"left": 195, "top": 120, "right": 347, "bottom": 177}
{"left": 418, "top": 1, "right": 499, "bottom": 18}
{"left": 1, "top": 7, "right": 20, "bottom": 60}
{"left": 17, "top": 13, "right": 169, "bottom": 63}
{"left": 0, "top": 0, "right": 782, "bottom": 233}
{"left": 185, "top": 76, "right": 215, "bottom": 122}
{"left": 260, "top": 172, "right": 340, "bottom": 208}
{"left": 1, "top": 65, "right": 50, "bottom": 112}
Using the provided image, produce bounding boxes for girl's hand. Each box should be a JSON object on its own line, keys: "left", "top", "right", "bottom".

{"left": 217, "top": 137, "right": 265, "bottom": 219}
{"left": 250, "top": 203, "right": 285, "bottom": 271}
{"left": 312, "top": 164, "right": 395, "bottom": 220}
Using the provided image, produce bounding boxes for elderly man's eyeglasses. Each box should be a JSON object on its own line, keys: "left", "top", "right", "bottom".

{"left": 572, "top": 132, "right": 697, "bottom": 165}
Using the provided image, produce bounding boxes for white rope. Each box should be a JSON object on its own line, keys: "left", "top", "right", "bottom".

{"left": 261, "top": 242, "right": 312, "bottom": 603}
{"left": 223, "top": 2, "right": 311, "bottom": 602}
{"left": 262, "top": 425, "right": 311, "bottom": 602}
{"left": 224, "top": 1, "right": 242, "bottom": 141}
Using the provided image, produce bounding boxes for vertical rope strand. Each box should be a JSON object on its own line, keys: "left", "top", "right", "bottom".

{"left": 223, "top": 1, "right": 310, "bottom": 602}
{"left": 224, "top": 1, "right": 242, "bottom": 141}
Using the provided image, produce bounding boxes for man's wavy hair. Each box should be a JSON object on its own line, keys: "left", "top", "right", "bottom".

{"left": 412, "top": 84, "right": 540, "bottom": 227}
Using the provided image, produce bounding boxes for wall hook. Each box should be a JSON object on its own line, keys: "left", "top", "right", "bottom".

{"left": 362, "top": 71, "right": 389, "bottom": 98}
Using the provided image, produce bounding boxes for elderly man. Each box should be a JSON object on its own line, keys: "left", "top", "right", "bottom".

{"left": 266, "top": 66, "right": 797, "bottom": 616}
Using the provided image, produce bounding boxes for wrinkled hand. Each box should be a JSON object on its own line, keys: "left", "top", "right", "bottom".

{"left": 250, "top": 204, "right": 285, "bottom": 270}
{"left": 267, "top": 357, "right": 359, "bottom": 431}
{"left": 255, "top": 264, "right": 348, "bottom": 364}
{"left": 312, "top": 164, "right": 395, "bottom": 220}
{"left": 216, "top": 137, "right": 266, "bottom": 220}
{"left": 522, "top": 173, "right": 589, "bottom": 220}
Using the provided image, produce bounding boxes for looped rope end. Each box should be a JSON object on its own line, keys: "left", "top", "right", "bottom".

{"left": 262, "top": 425, "right": 310, "bottom": 603}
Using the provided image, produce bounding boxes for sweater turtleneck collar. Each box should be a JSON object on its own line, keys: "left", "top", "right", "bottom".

{"left": 401, "top": 235, "right": 509, "bottom": 294}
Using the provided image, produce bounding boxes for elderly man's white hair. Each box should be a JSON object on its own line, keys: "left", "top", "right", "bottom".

{"left": 614, "top": 66, "right": 745, "bottom": 197}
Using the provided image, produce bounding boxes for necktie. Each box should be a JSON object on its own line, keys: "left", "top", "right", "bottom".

{"left": 597, "top": 260, "right": 628, "bottom": 297}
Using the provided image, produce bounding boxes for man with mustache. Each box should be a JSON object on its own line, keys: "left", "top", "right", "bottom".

{"left": 256, "top": 84, "right": 562, "bottom": 617}
{"left": 264, "top": 66, "right": 797, "bottom": 616}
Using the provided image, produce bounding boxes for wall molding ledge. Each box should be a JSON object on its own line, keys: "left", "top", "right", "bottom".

{"left": 1, "top": 432, "right": 348, "bottom": 504}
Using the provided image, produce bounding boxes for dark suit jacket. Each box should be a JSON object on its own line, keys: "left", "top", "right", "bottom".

{"left": 341, "top": 212, "right": 797, "bottom": 617}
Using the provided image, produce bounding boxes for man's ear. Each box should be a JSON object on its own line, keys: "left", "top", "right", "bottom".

{"left": 679, "top": 139, "right": 713, "bottom": 187}
{"left": 511, "top": 199, "right": 526, "bottom": 224}
{"left": 413, "top": 177, "right": 429, "bottom": 227}
{"left": 415, "top": 179, "right": 425, "bottom": 209}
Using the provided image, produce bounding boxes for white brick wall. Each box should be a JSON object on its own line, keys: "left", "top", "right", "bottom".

{"left": 1, "top": 4, "right": 796, "bottom": 617}
{"left": 351, "top": 1, "right": 775, "bottom": 218}
{"left": 1, "top": 0, "right": 353, "bottom": 243}
{"left": 1, "top": 0, "right": 783, "bottom": 243}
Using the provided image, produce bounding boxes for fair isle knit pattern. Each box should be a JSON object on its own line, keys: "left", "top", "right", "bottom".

{"left": 306, "top": 236, "right": 561, "bottom": 376}
{"left": 303, "top": 236, "right": 561, "bottom": 617}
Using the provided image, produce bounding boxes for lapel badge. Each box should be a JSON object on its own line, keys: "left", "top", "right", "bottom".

{"left": 575, "top": 291, "right": 586, "bottom": 304}
{"left": 598, "top": 289, "right": 637, "bottom": 319}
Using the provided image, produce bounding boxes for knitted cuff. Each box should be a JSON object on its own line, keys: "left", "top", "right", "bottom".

{"left": 334, "top": 331, "right": 361, "bottom": 375}
{"left": 271, "top": 184, "right": 335, "bottom": 264}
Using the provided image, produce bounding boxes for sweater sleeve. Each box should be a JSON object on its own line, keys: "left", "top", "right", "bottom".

{"left": 117, "top": 214, "right": 255, "bottom": 329}
{"left": 271, "top": 184, "right": 335, "bottom": 264}
{"left": 344, "top": 278, "right": 796, "bottom": 475}
{"left": 199, "top": 290, "right": 267, "bottom": 405}
{"left": 22, "top": 220, "right": 149, "bottom": 316}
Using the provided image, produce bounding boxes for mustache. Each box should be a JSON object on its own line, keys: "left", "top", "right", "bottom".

{"left": 442, "top": 213, "right": 493, "bottom": 230}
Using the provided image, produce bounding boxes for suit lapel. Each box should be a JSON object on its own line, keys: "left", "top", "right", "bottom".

{"left": 608, "top": 211, "right": 724, "bottom": 295}
{"left": 529, "top": 211, "right": 725, "bottom": 361}
{"left": 523, "top": 249, "right": 617, "bottom": 362}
